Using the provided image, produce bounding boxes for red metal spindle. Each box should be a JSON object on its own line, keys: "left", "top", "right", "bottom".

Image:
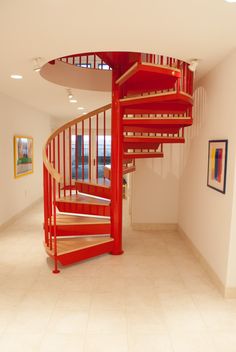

{"left": 103, "top": 110, "right": 106, "bottom": 180}
{"left": 94, "top": 54, "right": 96, "bottom": 69}
{"left": 43, "top": 164, "right": 49, "bottom": 246}
{"left": 52, "top": 178, "right": 60, "bottom": 274}
{"left": 75, "top": 123, "right": 78, "bottom": 181}
{"left": 69, "top": 127, "right": 72, "bottom": 195}
{"left": 89, "top": 117, "right": 92, "bottom": 180}
{"left": 79, "top": 55, "right": 81, "bottom": 66}
{"left": 57, "top": 134, "right": 61, "bottom": 198}
{"left": 49, "top": 143, "right": 52, "bottom": 250}
{"left": 96, "top": 114, "right": 99, "bottom": 180}
{"left": 86, "top": 55, "right": 89, "bottom": 67}
{"left": 82, "top": 120, "right": 85, "bottom": 180}
{"left": 63, "top": 130, "right": 66, "bottom": 197}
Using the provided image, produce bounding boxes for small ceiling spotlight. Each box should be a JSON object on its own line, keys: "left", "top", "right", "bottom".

{"left": 77, "top": 106, "right": 84, "bottom": 110}
{"left": 224, "top": 0, "right": 236, "bottom": 3}
{"left": 188, "top": 59, "right": 199, "bottom": 72}
{"left": 10, "top": 74, "right": 23, "bottom": 80}
{"left": 33, "top": 57, "right": 42, "bottom": 72}
{"left": 67, "top": 89, "right": 77, "bottom": 103}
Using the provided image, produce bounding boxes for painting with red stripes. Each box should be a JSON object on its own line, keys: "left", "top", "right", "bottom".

{"left": 207, "top": 139, "right": 228, "bottom": 194}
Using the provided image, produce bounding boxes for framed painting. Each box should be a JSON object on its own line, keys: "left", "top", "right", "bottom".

{"left": 14, "top": 136, "right": 33, "bottom": 178}
{"left": 207, "top": 139, "right": 228, "bottom": 194}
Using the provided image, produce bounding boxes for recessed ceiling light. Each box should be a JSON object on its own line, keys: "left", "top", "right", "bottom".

{"left": 225, "top": 0, "right": 236, "bottom": 2}
{"left": 77, "top": 107, "right": 84, "bottom": 110}
{"left": 11, "top": 74, "right": 23, "bottom": 80}
{"left": 82, "top": 112, "right": 86, "bottom": 115}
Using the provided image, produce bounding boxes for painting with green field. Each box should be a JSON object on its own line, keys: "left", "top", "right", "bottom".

{"left": 14, "top": 136, "right": 33, "bottom": 178}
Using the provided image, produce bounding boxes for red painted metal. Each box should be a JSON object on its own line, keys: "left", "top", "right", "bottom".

{"left": 124, "top": 152, "right": 164, "bottom": 159}
{"left": 52, "top": 178, "right": 60, "bottom": 274}
{"left": 111, "top": 70, "right": 123, "bottom": 255}
{"left": 75, "top": 180, "right": 111, "bottom": 199}
{"left": 89, "top": 118, "right": 92, "bottom": 180}
{"left": 75, "top": 123, "right": 78, "bottom": 181}
{"left": 56, "top": 200, "right": 111, "bottom": 217}
{"left": 82, "top": 120, "right": 85, "bottom": 180}
{"left": 96, "top": 114, "right": 99, "bottom": 180}
{"left": 43, "top": 51, "right": 194, "bottom": 272}
{"left": 103, "top": 110, "right": 106, "bottom": 180}
{"left": 53, "top": 223, "right": 111, "bottom": 237}
{"left": 57, "top": 240, "right": 114, "bottom": 266}
{"left": 63, "top": 130, "right": 66, "bottom": 197}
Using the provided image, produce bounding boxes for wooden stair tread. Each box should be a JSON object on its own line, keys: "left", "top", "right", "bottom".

{"left": 50, "top": 214, "right": 110, "bottom": 226}
{"left": 56, "top": 194, "right": 110, "bottom": 206}
{"left": 46, "top": 236, "right": 114, "bottom": 256}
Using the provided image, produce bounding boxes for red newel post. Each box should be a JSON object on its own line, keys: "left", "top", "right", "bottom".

{"left": 111, "top": 68, "right": 124, "bottom": 255}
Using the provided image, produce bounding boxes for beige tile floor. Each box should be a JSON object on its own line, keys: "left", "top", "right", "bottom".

{"left": 0, "top": 201, "right": 236, "bottom": 351}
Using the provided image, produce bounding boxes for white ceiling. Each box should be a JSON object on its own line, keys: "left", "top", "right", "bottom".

{"left": 0, "top": 0, "right": 236, "bottom": 120}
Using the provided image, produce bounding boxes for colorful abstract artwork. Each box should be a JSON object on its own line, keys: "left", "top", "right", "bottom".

{"left": 207, "top": 140, "right": 228, "bottom": 194}
{"left": 14, "top": 136, "right": 33, "bottom": 178}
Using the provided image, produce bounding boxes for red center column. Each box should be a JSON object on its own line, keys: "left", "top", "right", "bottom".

{"left": 110, "top": 68, "right": 124, "bottom": 255}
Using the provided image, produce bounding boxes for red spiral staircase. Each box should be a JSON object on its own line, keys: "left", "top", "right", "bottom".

{"left": 43, "top": 52, "right": 193, "bottom": 273}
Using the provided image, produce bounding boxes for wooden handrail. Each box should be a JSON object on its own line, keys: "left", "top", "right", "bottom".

{"left": 42, "top": 103, "right": 112, "bottom": 183}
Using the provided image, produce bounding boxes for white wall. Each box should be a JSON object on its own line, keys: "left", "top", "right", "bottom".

{"left": 179, "top": 50, "right": 236, "bottom": 287}
{"left": 131, "top": 144, "right": 181, "bottom": 224}
{"left": 0, "top": 93, "right": 51, "bottom": 226}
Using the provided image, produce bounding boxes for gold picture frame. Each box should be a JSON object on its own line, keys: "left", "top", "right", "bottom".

{"left": 14, "top": 136, "right": 33, "bottom": 178}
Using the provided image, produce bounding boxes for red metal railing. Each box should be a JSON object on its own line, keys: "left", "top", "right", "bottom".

{"left": 43, "top": 104, "right": 112, "bottom": 272}
{"left": 142, "top": 53, "right": 193, "bottom": 97}
{"left": 58, "top": 52, "right": 193, "bottom": 97}
{"left": 58, "top": 53, "right": 112, "bottom": 70}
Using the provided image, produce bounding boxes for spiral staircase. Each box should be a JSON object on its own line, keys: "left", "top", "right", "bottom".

{"left": 43, "top": 52, "right": 193, "bottom": 273}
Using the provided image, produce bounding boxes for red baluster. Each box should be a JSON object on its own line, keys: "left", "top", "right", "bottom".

{"left": 63, "top": 130, "right": 66, "bottom": 197}
{"left": 69, "top": 127, "right": 72, "bottom": 195}
{"left": 96, "top": 114, "right": 98, "bottom": 180}
{"left": 82, "top": 120, "right": 85, "bottom": 180}
{"left": 89, "top": 117, "right": 92, "bottom": 180}
{"left": 52, "top": 178, "right": 60, "bottom": 274}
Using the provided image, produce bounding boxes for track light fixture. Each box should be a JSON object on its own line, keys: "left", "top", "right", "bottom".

{"left": 67, "top": 89, "right": 77, "bottom": 103}
{"left": 33, "top": 57, "right": 42, "bottom": 72}
{"left": 188, "top": 59, "right": 199, "bottom": 72}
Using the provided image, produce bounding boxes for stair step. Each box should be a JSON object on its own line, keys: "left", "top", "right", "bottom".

{"left": 124, "top": 136, "right": 185, "bottom": 145}
{"left": 116, "top": 62, "right": 180, "bottom": 94}
{"left": 45, "top": 236, "right": 114, "bottom": 265}
{"left": 123, "top": 117, "right": 192, "bottom": 134}
{"left": 75, "top": 180, "right": 111, "bottom": 199}
{"left": 49, "top": 214, "right": 111, "bottom": 236}
{"left": 120, "top": 91, "right": 192, "bottom": 115}
{"left": 56, "top": 194, "right": 110, "bottom": 216}
{"left": 123, "top": 151, "right": 164, "bottom": 159}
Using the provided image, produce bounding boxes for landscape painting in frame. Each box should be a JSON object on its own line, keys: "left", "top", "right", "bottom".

{"left": 14, "top": 136, "right": 33, "bottom": 178}
{"left": 207, "top": 139, "right": 228, "bottom": 194}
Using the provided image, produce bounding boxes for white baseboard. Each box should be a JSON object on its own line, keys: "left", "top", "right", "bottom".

{"left": 132, "top": 223, "right": 178, "bottom": 231}
{"left": 178, "top": 225, "right": 236, "bottom": 298}
{"left": 0, "top": 197, "right": 43, "bottom": 232}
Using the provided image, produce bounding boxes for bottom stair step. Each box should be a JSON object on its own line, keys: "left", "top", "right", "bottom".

{"left": 48, "top": 214, "right": 111, "bottom": 236}
{"left": 45, "top": 236, "right": 114, "bottom": 265}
